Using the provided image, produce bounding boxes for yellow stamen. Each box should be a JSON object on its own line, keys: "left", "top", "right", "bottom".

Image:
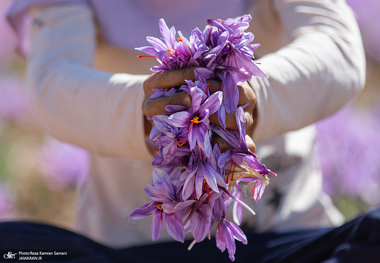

{"left": 157, "top": 203, "right": 163, "bottom": 210}
{"left": 177, "top": 141, "right": 186, "bottom": 147}
{"left": 191, "top": 116, "right": 200, "bottom": 124}
{"left": 167, "top": 49, "right": 174, "bottom": 57}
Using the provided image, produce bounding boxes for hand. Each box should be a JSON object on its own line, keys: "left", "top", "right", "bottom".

{"left": 142, "top": 67, "right": 257, "bottom": 153}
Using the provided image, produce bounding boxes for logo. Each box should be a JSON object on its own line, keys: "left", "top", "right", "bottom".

{"left": 3, "top": 252, "right": 17, "bottom": 260}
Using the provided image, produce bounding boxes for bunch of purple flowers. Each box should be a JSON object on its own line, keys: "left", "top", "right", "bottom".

{"left": 130, "top": 15, "right": 276, "bottom": 261}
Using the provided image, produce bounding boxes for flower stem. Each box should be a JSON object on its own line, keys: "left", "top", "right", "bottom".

{"left": 220, "top": 187, "right": 256, "bottom": 216}
{"left": 188, "top": 240, "right": 197, "bottom": 251}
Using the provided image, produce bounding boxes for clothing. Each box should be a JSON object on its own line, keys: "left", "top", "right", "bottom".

{"left": 6, "top": 0, "right": 365, "bottom": 248}
{"left": 1, "top": 207, "right": 380, "bottom": 262}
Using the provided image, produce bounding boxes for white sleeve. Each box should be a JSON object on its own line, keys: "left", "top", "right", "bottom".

{"left": 26, "top": 4, "right": 152, "bottom": 159}
{"left": 250, "top": 0, "right": 366, "bottom": 143}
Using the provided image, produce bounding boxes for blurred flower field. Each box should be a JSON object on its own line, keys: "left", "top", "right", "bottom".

{"left": 0, "top": 0, "right": 380, "bottom": 228}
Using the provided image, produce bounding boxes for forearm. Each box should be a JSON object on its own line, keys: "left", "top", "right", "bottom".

{"left": 250, "top": 0, "right": 366, "bottom": 143}
{"left": 27, "top": 4, "right": 152, "bottom": 158}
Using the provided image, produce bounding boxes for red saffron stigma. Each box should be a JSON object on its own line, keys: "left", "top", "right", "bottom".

{"left": 157, "top": 203, "right": 163, "bottom": 221}
{"left": 177, "top": 123, "right": 194, "bottom": 146}
{"left": 250, "top": 181, "right": 258, "bottom": 199}
{"left": 137, "top": 55, "right": 155, "bottom": 58}
{"left": 226, "top": 163, "right": 233, "bottom": 183}
{"left": 174, "top": 48, "right": 189, "bottom": 61}
{"left": 206, "top": 83, "right": 210, "bottom": 94}
{"left": 177, "top": 38, "right": 183, "bottom": 42}
{"left": 256, "top": 62, "right": 261, "bottom": 65}
{"left": 177, "top": 114, "right": 199, "bottom": 146}
{"left": 231, "top": 162, "right": 236, "bottom": 182}
{"left": 203, "top": 178, "right": 212, "bottom": 199}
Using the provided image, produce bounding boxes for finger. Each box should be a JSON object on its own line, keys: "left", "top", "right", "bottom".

{"left": 206, "top": 80, "right": 222, "bottom": 94}
{"left": 245, "top": 134, "right": 256, "bottom": 153}
{"left": 238, "top": 82, "right": 256, "bottom": 112}
{"left": 208, "top": 81, "right": 256, "bottom": 129}
{"left": 212, "top": 134, "right": 256, "bottom": 153}
{"left": 144, "top": 67, "right": 198, "bottom": 96}
{"left": 142, "top": 92, "right": 192, "bottom": 117}
{"left": 207, "top": 81, "right": 256, "bottom": 109}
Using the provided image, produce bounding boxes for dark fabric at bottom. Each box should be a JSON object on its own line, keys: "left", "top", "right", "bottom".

{"left": 1, "top": 207, "right": 379, "bottom": 263}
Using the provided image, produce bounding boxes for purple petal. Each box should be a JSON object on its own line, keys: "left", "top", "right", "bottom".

{"left": 201, "top": 162, "right": 219, "bottom": 193}
{"left": 195, "top": 168, "right": 204, "bottom": 199}
{"left": 190, "top": 207, "right": 212, "bottom": 242}
{"left": 174, "top": 200, "right": 196, "bottom": 212}
{"left": 188, "top": 128, "right": 197, "bottom": 150}
{"left": 235, "top": 107, "right": 247, "bottom": 148}
{"left": 166, "top": 212, "right": 185, "bottom": 243}
{"left": 158, "top": 19, "right": 176, "bottom": 48}
{"left": 217, "top": 103, "right": 226, "bottom": 128}
{"left": 217, "top": 150, "right": 233, "bottom": 169}
{"left": 194, "top": 68, "right": 213, "bottom": 82}
{"left": 135, "top": 46, "right": 157, "bottom": 56}
{"left": 216, "top": 221, "right": 228, "bottom": 253}
{"left": 222, "top": 72, "right": 239, "bottom": 114}
{"left": 199, "top": 91, "right": 223, "bottom": 116}
{"left": 202, "top": 128, "right": 212, "bottom": 158}
{"left": 152, "top": 209, "right": 164, "bottom": 241}
{"left": 129, "top": 202, "right": 156, "bottom": 219}
{"left": 225, "top": 220, "right": 247, "bottom": 244}
{"left": 232, "top": 185, "right": 243, "bottom": 225}
{"left": 146, "top": 36, "right": 166, "bottom": 51}
{"left": 182, "top": 170, "right": 196, "bottom": 200}
{"left": 212, "top": 125, "right": 240, "bottom": 148}
{"left": 168, "top": 111, "right": 191, "bottom": 127}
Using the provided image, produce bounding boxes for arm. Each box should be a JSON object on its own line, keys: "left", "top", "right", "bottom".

{"left": 250, "top": 0, "right": 366, "bottom": 143}
{"left": 13, "top": 4, "right": 152, "bottom": 159}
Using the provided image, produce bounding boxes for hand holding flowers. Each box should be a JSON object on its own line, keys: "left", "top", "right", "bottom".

{"left": 131, "top": 15, "right": 275, "bottom": 261}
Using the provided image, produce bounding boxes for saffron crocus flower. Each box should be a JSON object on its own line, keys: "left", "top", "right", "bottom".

{"left": 215, "top": 218, "right": 247, "bottom": 262}
{"left": 181, "top": 192, "right": 214, "bottom": 242}
{"left": 180, "top": 149, "right": 226, "bottom": 201}
{"left": 150, "top": 115, "right": 190, "bottom": 166}
{"left": 168, "top": 80, "right": 222, "bottom": 157}
{"left": 130, "top": 168, "right": 185, "bottom": 242}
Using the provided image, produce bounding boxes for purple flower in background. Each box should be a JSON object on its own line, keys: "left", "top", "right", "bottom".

{"left": 37, "top": 139, "right": 89, "bottom": 191}
{"left": 316, "top": 105, "right": 380, "bottom": 206}
{"left": 0, "top": 184, "right": 17, "bottom": 221}
{"left": 347, "top": 0, "right": 380, "bottom": 62}
{"left": 0, "top": 78, "right": 32, "bottom": 124}
{"left": 0, "top": 0, "right": 16, "bottom": 60}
